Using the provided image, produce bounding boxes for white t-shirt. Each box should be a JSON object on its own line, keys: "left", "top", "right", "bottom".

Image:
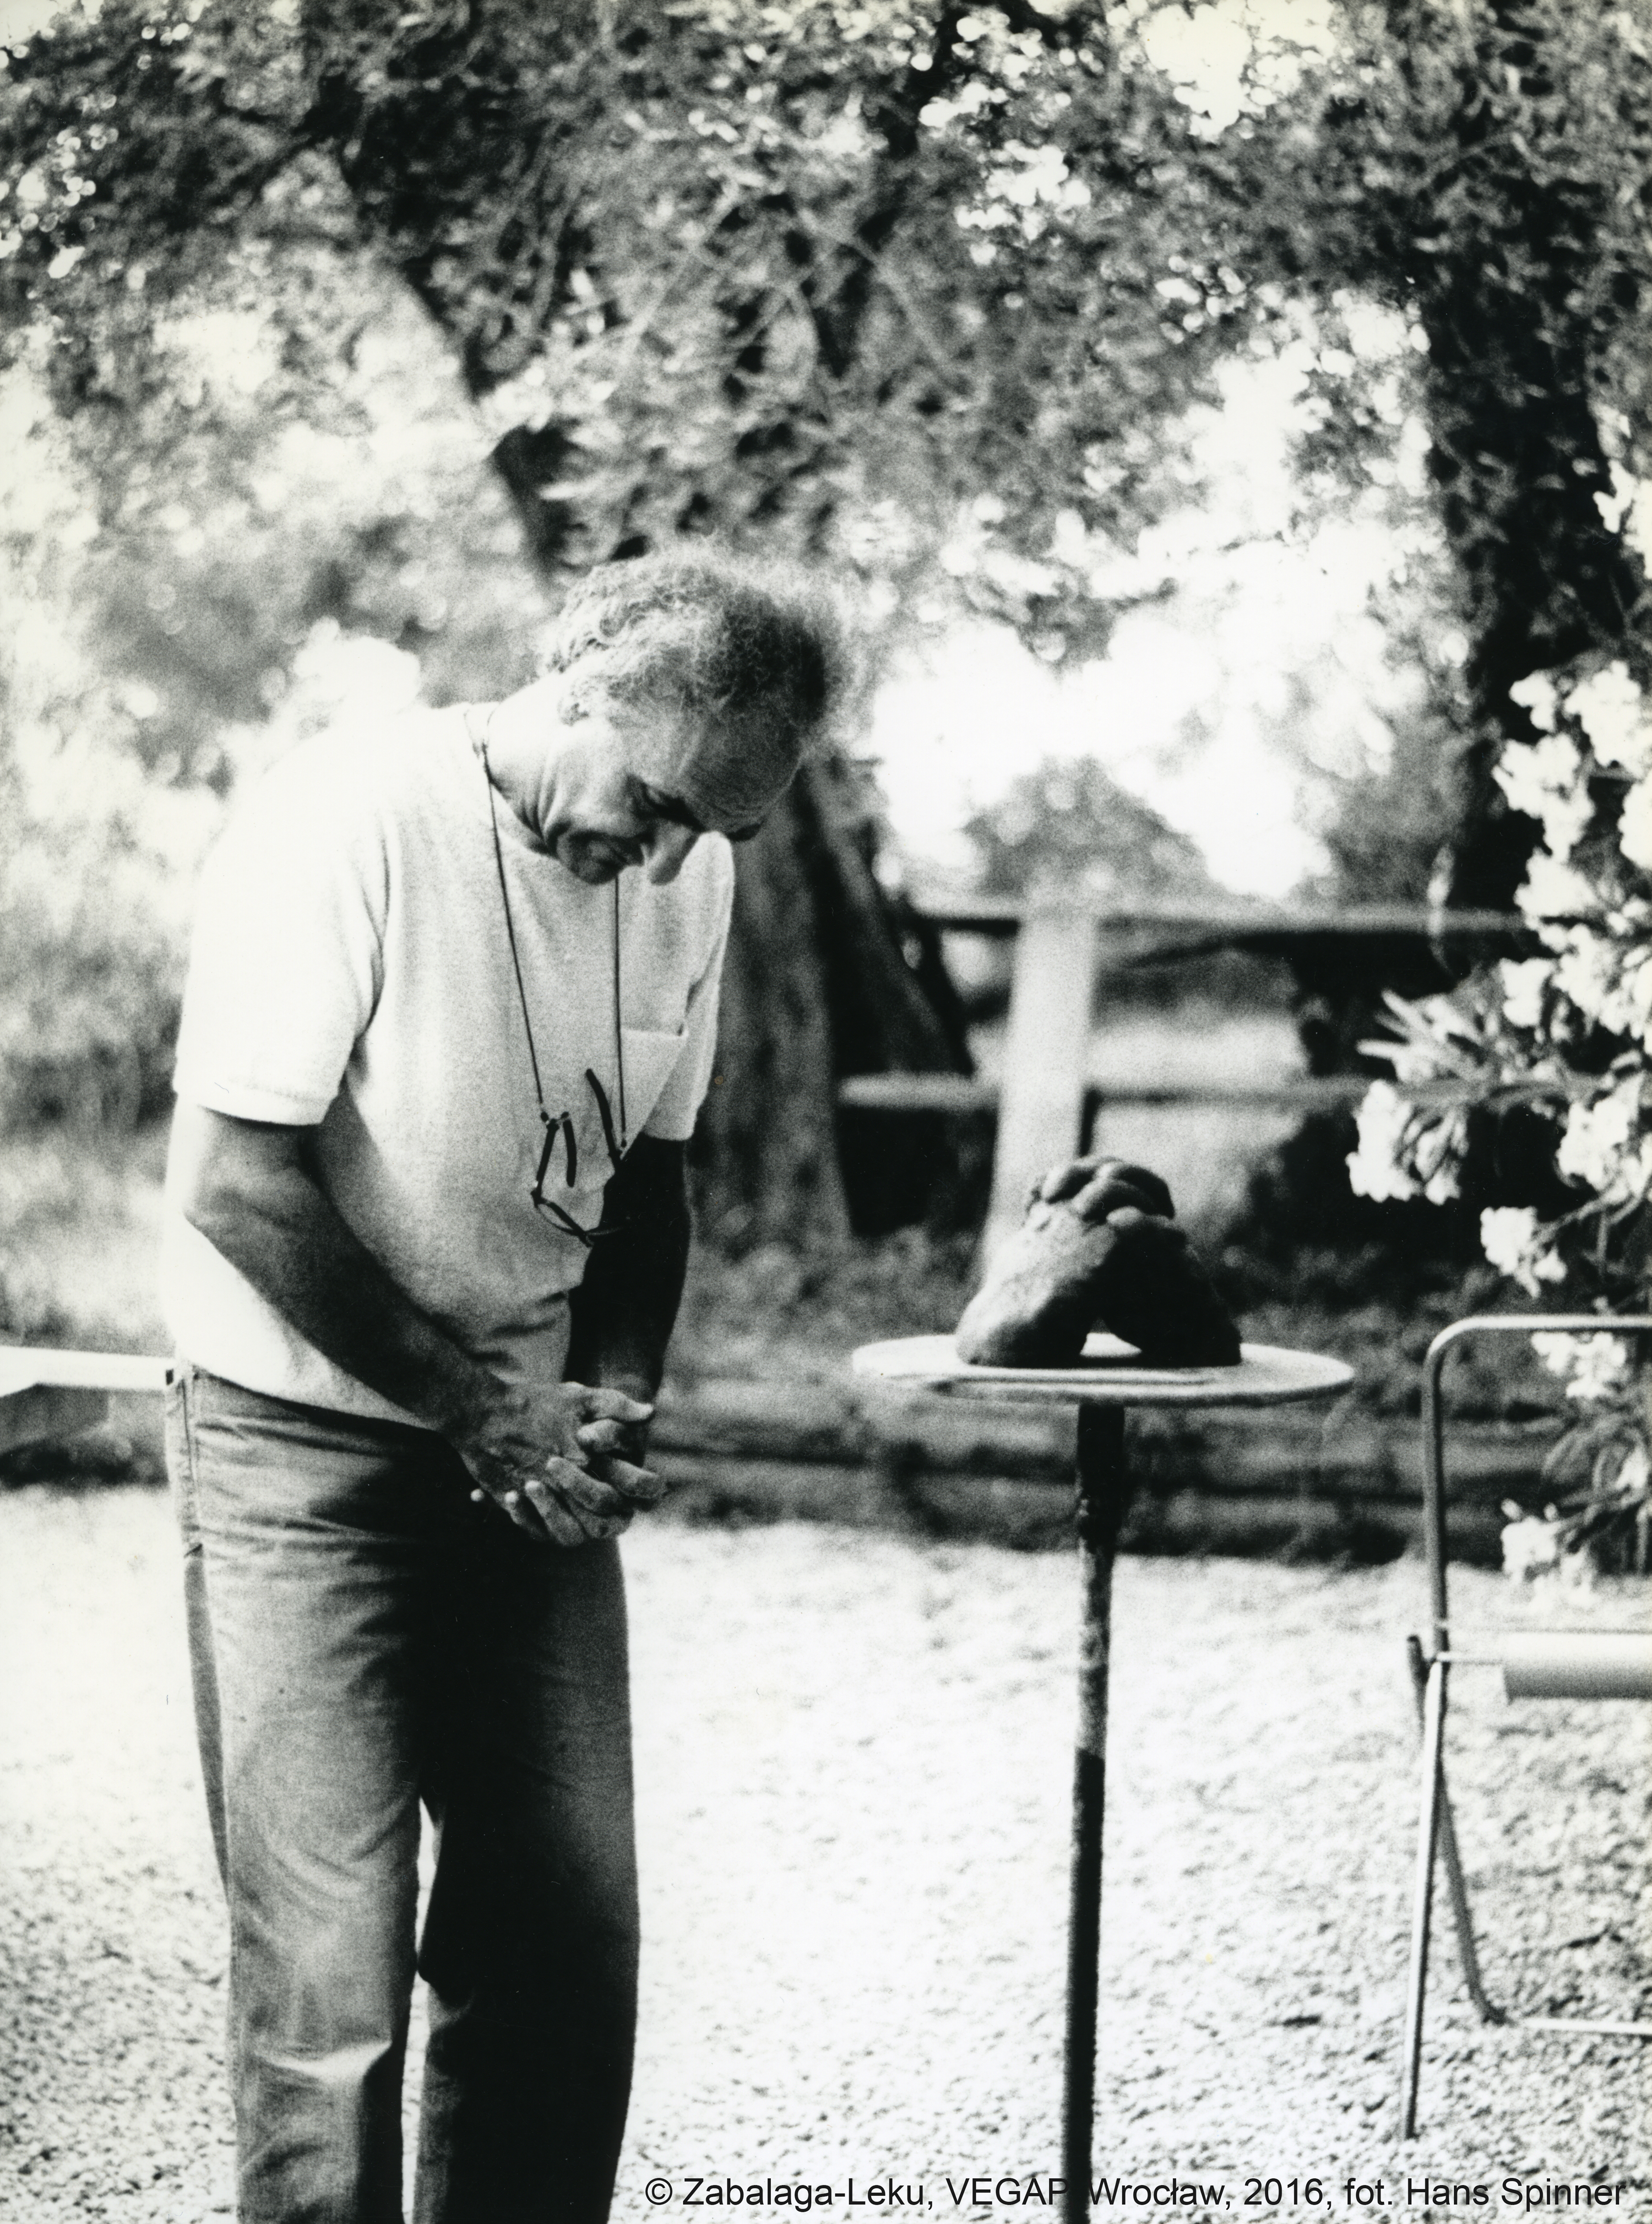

{"left": 161, "top": 704, "right": 733, "bottom": 1422}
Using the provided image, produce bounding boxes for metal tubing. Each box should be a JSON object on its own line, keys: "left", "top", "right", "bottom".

{"left": 1063, "top": 1404, "right": 1131, "bottom": 2224}
{"left": 1404, "top": 1636, "right": 1505, "bottom": 2027}
{"left": 1404, "top": 1315, "right": 1652, "bottom": 2134}
{"left": 1400, "top": 1654, "right": 1448, "bottom": 2139}
{"left": 1500, "top": 1632, "right": 1652, "bottom": 1701}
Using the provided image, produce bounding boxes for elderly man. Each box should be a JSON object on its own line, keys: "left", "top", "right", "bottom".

{"left": 160, "top": 552, "right": 844, "bottom": 2223}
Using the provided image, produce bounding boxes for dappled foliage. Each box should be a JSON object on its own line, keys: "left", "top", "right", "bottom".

{"left": 1, "top": 0, "right": 1253, "bottom": 658}
{"left": 0, "top": 254, "right": 548, "bottom": 1135}
{"left": 7, "top": 1, "right": 1647, "bottom": 746}
{"left": 4, "top": 0, "right": 1651, "bottom": 1244}
{"left": 1249, "top": 0, "right": 1652, "bottom": 906}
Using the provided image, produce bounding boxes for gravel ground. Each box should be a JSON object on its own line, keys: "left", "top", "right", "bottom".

{"left": 1, "top": 1484, "right": 1647, "bottom": 2223}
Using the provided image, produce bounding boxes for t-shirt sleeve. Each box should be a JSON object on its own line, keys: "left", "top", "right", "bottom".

{"left": 643, "top": 839, "right": 735, "bottom": 1143}
{"left": 171, "top": 752, "right": 388, "bottom": 1127}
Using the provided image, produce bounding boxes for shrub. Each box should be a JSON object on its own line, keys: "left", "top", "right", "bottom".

{"left": 1349, "top": 648, "right": 1652, "bottom": 1572}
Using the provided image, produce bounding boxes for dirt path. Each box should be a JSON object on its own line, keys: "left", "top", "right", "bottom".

{"left": 2, "top": 1485, "right": 1647, "bottom": 2221}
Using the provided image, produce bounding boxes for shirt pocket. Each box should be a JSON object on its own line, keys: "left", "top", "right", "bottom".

{"left": 616, "top": 1023, "right": 689, "bottom": 1146}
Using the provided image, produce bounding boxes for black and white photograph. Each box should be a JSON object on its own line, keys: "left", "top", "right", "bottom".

{"left": 1, "top": 2, "right": 1649, "bottom": 2219}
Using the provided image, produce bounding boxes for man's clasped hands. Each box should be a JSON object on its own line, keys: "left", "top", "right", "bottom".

{"left": 457, "top": 1376, "right": 662, "bottom": 1545}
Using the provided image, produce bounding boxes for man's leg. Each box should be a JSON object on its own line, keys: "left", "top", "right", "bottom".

{"left": 169, "top": 1364, "right": 450, "bottom": 2224}
{"left": 414, "top": 1504, "right": 640, "bottom": 2224}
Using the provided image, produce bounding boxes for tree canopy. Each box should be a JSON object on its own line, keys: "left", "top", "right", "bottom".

{"left": 1, "top": 3, "right": 1328, "bottom": 652}
{"left": 7, "top": 1, "right": 1646, "bottom": 783}
{"left": 4, "top": 0, "right": 1650, "bottom": 1235}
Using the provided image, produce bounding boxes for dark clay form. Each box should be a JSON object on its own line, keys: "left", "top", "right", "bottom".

{"left": 955, "top": 1157, "right": 1241, "bottom": 1370}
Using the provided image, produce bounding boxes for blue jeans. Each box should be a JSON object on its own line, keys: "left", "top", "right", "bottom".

{"left": 166, "top": 1364, "right": 639, "bottom": 2224}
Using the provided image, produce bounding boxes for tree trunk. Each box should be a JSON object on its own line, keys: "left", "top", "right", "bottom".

{"left": 690, "top": 780, "right": 849, "bottom": 1253}
{"left": 691, "top": 756, "right": 974, "bottom": 1251}
{"left": 1421, "top": 246, "right": 1643, "bottom": 912}
{"left": 1395, "top": 0, "right": 1649, "bottom": 907}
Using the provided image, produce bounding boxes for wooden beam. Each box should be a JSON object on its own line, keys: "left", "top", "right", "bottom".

{"left": 914, "top": 896, "right": 1533, "bottom": 940}
{"left": 0, "top": 1347, "right": 169, "bottom": 1459}
{"left": 837, "top": 1073, "right": 1000, "bottom": 1114}
{"left": 837, "top": 1073, "right": 1511, "bottom": 1115}
{"left": 0, "top": 1348, "right": 170, "bottom": 1394}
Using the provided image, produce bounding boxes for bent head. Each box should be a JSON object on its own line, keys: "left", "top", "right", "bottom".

{"left": 498, "top": 552, "right": 848, "bottom": 886}
{"left": 537, "top": 702, "right": 781, "bottom": 886}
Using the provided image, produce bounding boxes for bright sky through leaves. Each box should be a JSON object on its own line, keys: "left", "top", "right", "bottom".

{"left": 871, "top": 328, "right": 1434, "bottom": 899}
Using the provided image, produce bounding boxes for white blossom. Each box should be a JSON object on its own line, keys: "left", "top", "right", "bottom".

{"left": 1479, "top": 1206, "right": 1564, "bottom": 1295}
{"left": 1346, "top": 1081, "right": 1417, "bottom": 1201}
{"left": 1628, "top": 953, "right": 1652, "bottom": 1046}
{"left": 1517, "top": 850, "right": 1596, "bottom": 921}
{"left": 1557, "top": 1081, "right": 1643, "bottom": 1194}
{"left": 1498, "top": 956, "right": 1552, "bottom": 1030}
{"left": 1593, "top": 460, "right": 1638, "bottom": 538}
{"left": 1495, "top": 731, "right": 1578, "bottom": 814}
{"left": 1477, "top": 659, "right": 1652, "bottom": 1566}
{"left": 1532, "top": 1330, "right": 1630, "bottom": 1403}
{"left": 1628, "top": 481, "right": 1652, "bottom": 576}
{"left": 1501, "top": 1512, "right": 1562, "bottom": 1583}
{"left": 1554, "top": 932, "right": 1626, "bottom": 1030}
{"left": 1619, "top": 772, "right": 1652, "bottom": 873}
{"left": 1540, "top": 785, "right": 1593, "bottom": 861}
{"left": 1567, "top": 660, "right": 1652, "bottom": 775}
{"left": 1345, "top": 1082, "right": 1466, "bottom": 1203}
{"left": 1508, "top": 669, "right": 1559, "bottom": 733}
{"left": 1495, "top": 733, "right": 1592, "bottom": 859}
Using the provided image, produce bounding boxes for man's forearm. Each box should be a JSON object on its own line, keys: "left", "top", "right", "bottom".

{"left": 564, "top": 1140, "right": 693, "bottom": 1401}
{"left": 183, "top": 1129, "right": 494, "bottom": 1438}
{"left": 172, "top": 1104, "right": 659, "bottom": 1547}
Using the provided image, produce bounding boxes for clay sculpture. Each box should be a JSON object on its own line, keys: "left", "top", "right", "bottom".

{"left": 954, "top": 1154, "right": 1241, "bottom": 1368}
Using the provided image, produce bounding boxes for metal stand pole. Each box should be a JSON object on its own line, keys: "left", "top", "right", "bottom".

{"left": 1063, "top": 1404, "right": 1132, "bottom": 2224}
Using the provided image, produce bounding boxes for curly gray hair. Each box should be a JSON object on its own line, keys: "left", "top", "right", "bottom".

{"left": 544, "top": 550, "right": 850, "bottom": 793}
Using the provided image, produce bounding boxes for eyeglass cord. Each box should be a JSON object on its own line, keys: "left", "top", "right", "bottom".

{"left": 477, "top": 729, "right": 628, "bottom": 1191}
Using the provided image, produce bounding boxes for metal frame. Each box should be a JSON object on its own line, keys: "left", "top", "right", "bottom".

{"left": 1399, "top": 1314, "right": 1652, "bottom": 2139}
